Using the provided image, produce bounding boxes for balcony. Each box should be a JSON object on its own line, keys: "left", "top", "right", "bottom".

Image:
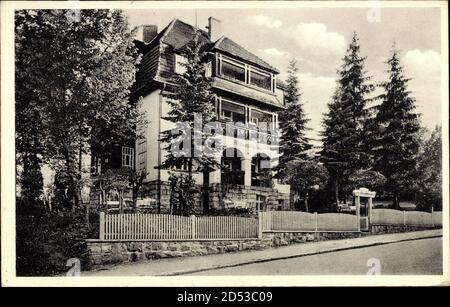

{"left": 218, "top": 121, "right": 278, "bottom": 146}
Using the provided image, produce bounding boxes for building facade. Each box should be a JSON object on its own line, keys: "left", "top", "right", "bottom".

{"left": 94, "top": 17, "right": 291, "bottom": 213}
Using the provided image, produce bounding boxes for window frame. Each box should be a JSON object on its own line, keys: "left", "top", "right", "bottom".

{"left": 217, "top": 54, "right": 276, "bottom": 92}
{"left": 122, "top": 146, "right": 135, "bottom": 169}
{"left": 174, "top": 53, "right": 188, "bottom": 75}
{"left": 249, "top": 68, "right": 272, "bottom": 91}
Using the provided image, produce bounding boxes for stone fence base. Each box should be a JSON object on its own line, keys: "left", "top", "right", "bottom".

{"left": 86, "top": 225, "right": 441, "bottom": 268}
{"left": 86, "top": 231, "right": 361, "bottom": 267}
{"left": 370, "top": 225, "right": 437, "bottom": 234}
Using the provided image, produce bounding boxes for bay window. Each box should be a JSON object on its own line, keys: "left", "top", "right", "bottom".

{"left": 220, "top": 100, "right": 246, "bottom": 123}
{"left": 221, "top": 59, "right": 246, "bottom": 83}
{"left": 250, "top": 69, "right": 271, "bottom": 90}
{"left": 217, "top": 55, "right": 275, "bottom": 92}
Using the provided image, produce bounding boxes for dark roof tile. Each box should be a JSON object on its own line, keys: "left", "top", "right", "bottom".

{"left": 213, "top": 37, "right": 279, "bottom": 73}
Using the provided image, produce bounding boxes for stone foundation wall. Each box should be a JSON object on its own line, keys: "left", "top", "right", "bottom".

{"left": 86, "top": 239, "right": 267, "bottom": 266}
{"left": 262, "top": 232, "right": 362, "bottom": 247}
{"left": 86, "top": 230, "right": 359, "bottom": 267}
{"left": 208, "top": 183, "right": 291, "bottom": 213}
{"left": 370, "top": 225, "right": 437, "bottom": 234}
{"left": 90, "top": 180, "right": 290, "bottom": 215}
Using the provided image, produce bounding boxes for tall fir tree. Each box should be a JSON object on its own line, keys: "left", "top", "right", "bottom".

{"left": 320, "top": 32, "right": 374, "bottom": 207}
{"left": 371, "top": 45, "right": 421, "bottom": 209}
{"left": 276, "top": 59, "right": 312, "bottom": 180}
{"left": 160, "top": 31, "right": 218, "bottom": 214}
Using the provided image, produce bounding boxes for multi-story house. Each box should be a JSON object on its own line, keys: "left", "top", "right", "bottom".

{"left": 94, "top": 17, "right": 291, "bottom": 213}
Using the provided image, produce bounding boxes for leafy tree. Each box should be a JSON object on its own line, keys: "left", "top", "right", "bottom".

{"left": 276, "top": 59, "right": 312, "bottom": 180}
{"left": 160, "top": 31, "right": 218, "bottom": 214}
{"left": 371, "top": 45, "right": 421, "bottom": 208}
{"left": 415, "top": 126, "right": 442, "bottom": 211}
{"left": 15, "top": 11, "right": 47, "bottom": 209}
{"left": 285, "top": 160, "right": 329, "bottom": 212}
{"left": 320, "top": 32, "right": 374, "bottom": 208}
{"left": 15, "top": 10, "right": 142, "bottom": 210}
{"left": 346, "top": 169, "right": 386, "bottom": 191}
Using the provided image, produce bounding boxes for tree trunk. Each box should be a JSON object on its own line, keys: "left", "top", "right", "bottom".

{"left": 394, "top": 193, "right": 399, "bottom": 210}
{"left": 202, "top": 170, "right": 210, "bottom": 214}
{"left": 334, "top": 174, "right": 339, "bottom": 212}
{"left": 305, "top": 191, "right": 309, "bottom": 213}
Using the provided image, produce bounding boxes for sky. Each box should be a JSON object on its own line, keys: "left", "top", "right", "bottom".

{"left": 125, "top": 7, "right": 442, "bottom": 144}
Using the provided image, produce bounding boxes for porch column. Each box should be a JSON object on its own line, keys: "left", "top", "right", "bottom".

{"left": 210, "top": 155, "right": 222, "bottom": 184}
{"left": 243, "top": 157, "right": 252, "bottom": 187}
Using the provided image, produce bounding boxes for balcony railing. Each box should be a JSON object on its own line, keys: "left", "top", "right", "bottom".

{"left": 219, "top": 122, "right": 278, "bottom": 146}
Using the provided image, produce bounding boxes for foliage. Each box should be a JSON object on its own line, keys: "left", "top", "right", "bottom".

{"left": 276, "top": 59, "right": 312, "bottom": 179}
{"left": 415, "top": 126, "right": 442, "bottom": 211}
{"left": 320, "top": 32, "right": 374, "bottom": 204}
{"left": 160, "top": 31, "right": 218, "bottom": 175}
{"left": 16, "top": 210, "right": 99, "bottom": 276}
{"left": 15, "top": 9, "right": 142, "bottom": 208}
{"left": 285, "top": 160, "right": 329, "bottom": 194}
{"left": 370, "top": 45, "right": 421, "bottom": 207}
{"left": 168, "top": 172, "right": 198, "bottom": 216}
{"left": 346, "top": 169, "right": 386, "bottom": 191}
{"left": 93, "top": 168, "right": 147, "bottom": 211}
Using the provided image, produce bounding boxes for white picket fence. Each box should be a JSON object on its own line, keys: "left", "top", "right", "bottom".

{"left": 99, "top": 209, "right": 442, "bottom": 241}
{"left": 99, "top": 212, "right": 258, "bottom": 240}
{"left": 371, "top": 209, "right": 442, "bottom": 227}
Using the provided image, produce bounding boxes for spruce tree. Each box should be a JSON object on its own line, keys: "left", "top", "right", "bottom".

{"left": 372, "top": 45, "right": 421, "bottom": 208}
{"left": 276, "top": 59, "right": 312, "bottom": 180}
{"left": 320, "top": 32, "right": 374, "bottom": 207}
{"left": 160, "top": 31, "right": 218, "bottom": 214}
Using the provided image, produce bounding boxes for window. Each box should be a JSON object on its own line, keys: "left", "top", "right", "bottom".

{"left": 205, "top": 62, "right": 212, "bottom": 77}
{"left": 137, "top": 139, "right": 147, "bottom": 172}
{"left": 220, "top": 100, "right": 245, "bottom": 123}
{"left": 221, "top": 59, "right": 246, "bottom": 83}
{"left": 256, "top": 195, "right": 266, "bottom": 211}
{"left": 174, "top": 54, "right": 188, "bottom": 74}
{"left": 218, "top": 55, "right": 275, "bottom": 92}
{"left": 122, "top": 147, "right": 134, "bottom": 168}
{"left": 250, "top": 70, "right": 271, "bottom": 90}
{"left": 250, "top": 109, "right": 273, "bottom": 132}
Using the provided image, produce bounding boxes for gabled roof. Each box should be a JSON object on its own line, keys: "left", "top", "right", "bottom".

{"left": 160, "top": 19, "right": 211, "bottom": 50}
{"left": 133, "top": 18, "right": 282, "bottom": 95}
{"left": 212, "top": 37, "right": 279, "bottom": 74}
{"left": 147, "top": 19, "right": 279, "bottom": 73}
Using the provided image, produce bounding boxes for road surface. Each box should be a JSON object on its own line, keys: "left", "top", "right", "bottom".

{"left": 187, "top": 237, "right": 442, "bottom": 275}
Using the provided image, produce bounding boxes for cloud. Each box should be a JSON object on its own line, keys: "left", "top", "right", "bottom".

{"left": 403, "top": 49, "right": 441, "bottom": 80}
{"left": 284, "top": 23, "right": 345, "bottom": 69}
{"left": 259, "top": 48, "right": 289, "bottom": 57}
{"left": 247, "top": 14, "right": 283, "bottom": 29}
{"left": 402, "top": 49, "right": 441, "bottom": 130}
{"left": 297, "top": 73, "right": 336, "bottom": 144}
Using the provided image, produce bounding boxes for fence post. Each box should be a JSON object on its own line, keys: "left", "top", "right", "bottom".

{"left": 191, "top": 215, "right": 196, "bottom": 239}
{"left": 258, "top": 211, "right": 263, "bottom": 240}
{"left": 403, "top": 210, "right": 406, "bottom": 226}
{"left": 314, "top": 212, "right": 318, "bottom": 232}
{"left": 99, "top": 212, "right": 105, "bottom": 240}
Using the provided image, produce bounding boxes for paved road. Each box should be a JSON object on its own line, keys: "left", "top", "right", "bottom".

{"left": 187, "top": 237, "right": 442, "bottom": 275}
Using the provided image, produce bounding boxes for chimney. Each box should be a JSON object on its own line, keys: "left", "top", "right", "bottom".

{"left": 207, "top": 17, "right": 222, "bottom": 42}
{"left": 138, "top": 25, "right": 158, "bottom": 43}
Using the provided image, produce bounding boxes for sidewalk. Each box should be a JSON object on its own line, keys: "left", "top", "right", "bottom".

{"left": 82, "top": 229, "right": 442, "bottom": 276}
